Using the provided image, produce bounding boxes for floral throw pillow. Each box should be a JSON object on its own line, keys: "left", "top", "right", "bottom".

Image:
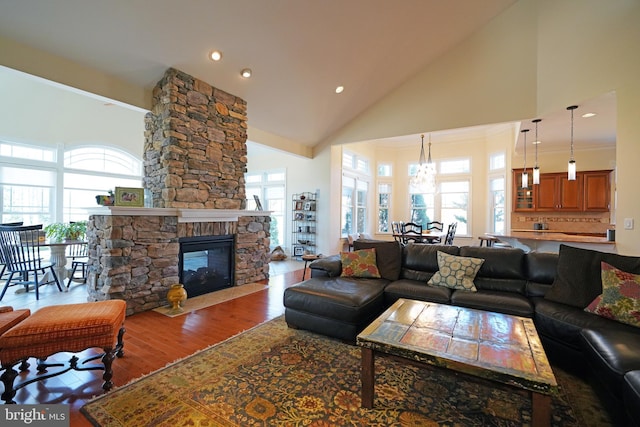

{"left": 584, "top": 262, "right": 640, "bottom": 328}
{"left": 340, "top": 248, "right": 381, "bottom": 279}
{"left": 427, "top": 251, "right": 484, "bottom": 292}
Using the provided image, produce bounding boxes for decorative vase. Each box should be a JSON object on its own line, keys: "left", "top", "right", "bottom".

{"left": 167, "top": 283, "right": 188, "bottom": 313}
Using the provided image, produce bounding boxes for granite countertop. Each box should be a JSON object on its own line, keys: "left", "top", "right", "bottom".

{"left": 490, "top": 231, "right": 612, "bottom": 244}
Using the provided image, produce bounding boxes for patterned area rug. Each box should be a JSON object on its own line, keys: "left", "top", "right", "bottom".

{"left": 81, "top": 316, "right": 611, "bottom": 426}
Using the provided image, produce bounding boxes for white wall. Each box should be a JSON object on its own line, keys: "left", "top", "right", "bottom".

{"left": 317, "top": 0, "right": 640, "bottom": 255}
{"left": 246, "top": 143, "right": 331, "bottom": 256}
{"left": 0, "top": 67, "right": 146, "bottom": 157}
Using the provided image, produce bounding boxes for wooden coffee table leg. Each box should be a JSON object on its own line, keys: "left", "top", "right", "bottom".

{"left": 531, "top": 392, "right": 551, "bottom": 427}
{"left": 361, "top": 347, "right": 374, "bottom": 408}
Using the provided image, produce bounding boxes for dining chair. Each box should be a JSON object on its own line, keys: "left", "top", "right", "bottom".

{"left": 0, "top": 222, "right": 23, "bottom": 280}
{"left": 0, "top": 224, "right": 63, "bottom": 301}
{"left": 67, "top": 242, "right": 88, "bottom": 287}
{"left": 445, "top": 222, "right": 458, "bottom": 245}
{"left": 425, "top": 221, "right": 444, "bottom": 243}
{"left": 391, "top": 222, "right": 404, "bottom": 242}
{"left": 401, "top": 222, "right": 424, "bottom": 244}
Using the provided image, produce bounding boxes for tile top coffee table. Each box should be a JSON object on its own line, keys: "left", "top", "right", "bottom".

{"left": 356, "top": 298, "right": 558, "bottom": 426}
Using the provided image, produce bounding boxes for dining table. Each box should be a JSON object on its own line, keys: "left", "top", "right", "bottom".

{"left": 393, "top": 230, "right": 446, "bottom": 244}
{"left": 39, "top": 239, "right": 87, "bottom": 287}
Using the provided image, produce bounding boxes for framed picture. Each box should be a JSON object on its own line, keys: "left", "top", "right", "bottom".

{"left": 254, "top": 195, "right": 263, "bottom": 211}
{"left": 115, "top": 187, "right": 144, "bottom": 207}
{"left": 304, "top": 201, "right": 312, "bottom": 211}
{"left": 293, "top": 246, "right": 305, "bottom": 256}
{"left": 295, "top": 201, "right": 303, "bottom": 210}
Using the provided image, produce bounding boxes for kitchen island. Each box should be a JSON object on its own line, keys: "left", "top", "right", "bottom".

{"left": 488, "top": 231, "right": 616, "bottom": 253}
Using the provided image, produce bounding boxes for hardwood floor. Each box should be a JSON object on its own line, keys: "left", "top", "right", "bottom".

{"left": 2, "top": 268, "right": 304, "bottom": 426}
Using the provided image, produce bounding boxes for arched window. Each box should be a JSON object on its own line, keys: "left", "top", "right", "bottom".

{"left": 63, "top": 146, "right": 142, "bottom": 221}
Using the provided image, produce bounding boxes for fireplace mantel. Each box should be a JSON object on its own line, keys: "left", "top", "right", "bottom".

{"left": 88, "top": 207, "right": 271, "bottom": 223}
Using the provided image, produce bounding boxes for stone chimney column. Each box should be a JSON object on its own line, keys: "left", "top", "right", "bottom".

{"left": 143, "top": 68, "right": 248, "bottom": 209}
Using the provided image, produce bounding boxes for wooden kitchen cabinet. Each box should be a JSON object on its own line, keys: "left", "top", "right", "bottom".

{"left": 535, "top": 173, "right": 582, "bottom": 211}
{"left": 513, "top": 169, "right": 609, "bottom": 212}
{"left": 535, "top": 174, "right": 558, "bottom": 210}
{"left": 583, "top": 170, "right": 612, "bottom": 211}
{"left": 512, "top": 170, "right": 535, "bottom": 211}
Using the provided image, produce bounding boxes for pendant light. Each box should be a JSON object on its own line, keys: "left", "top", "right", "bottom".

{"left": 567, "top": 105, "right": 578, "bottom": 181}
{"left": 410, "top": 134, "right": 436, "bottom": 192}
{"left": 532, "top": 119, "right": 541, "bottom": 185}
{"left": 521, "top": 128, "right": 529, "bottom": 188}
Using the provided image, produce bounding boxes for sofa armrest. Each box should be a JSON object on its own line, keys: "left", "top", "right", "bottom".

{"left": 309, "top": 254, "right": 342, "bottom": 277}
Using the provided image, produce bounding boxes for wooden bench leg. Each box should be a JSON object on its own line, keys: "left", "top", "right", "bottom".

{"left": 0, "top": 364, "right": 19, "bottom": 404}
{"left": 102, "top": 326, "right": 126, "bottom": 391}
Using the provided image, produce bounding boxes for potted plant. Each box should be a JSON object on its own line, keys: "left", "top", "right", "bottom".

{"left": 44, "top": 221, "right": 88, "bottom": 242}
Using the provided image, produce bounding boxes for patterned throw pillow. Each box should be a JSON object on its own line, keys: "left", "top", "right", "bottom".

{"left": 584, "top": 262, "right": 640, "bottom": 328}
{"left": 340, "top": 248, "right": 381, "bottom": 279}
{"left": 427, "top": 251, "right": 484, "bottom": 292}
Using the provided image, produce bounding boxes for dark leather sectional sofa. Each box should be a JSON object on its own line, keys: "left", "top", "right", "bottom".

{"left": 283, "top": 240, "right": 640, "bottom": 425}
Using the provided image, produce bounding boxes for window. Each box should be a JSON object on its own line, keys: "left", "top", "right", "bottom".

{"left": 0, "top": 142, "right": 56, "bottom": 162}
{"left": 440, "top": 181, "right": 469, "bottom": 235}
{"left": 341, "top": 176, "right": 369, "bottom": 236}
{"left": 377, "top": 183, "right": 391, "bottom": 233}
{"left": 409, "top": 189, "right": 435, "bottom": 226}
{"left": 408, "top": 156, "right": 471, "bottom": 236}
{"left": 377, "top": 163, "right": 392, "bottom": 177}
{"left": 63, "top": 147, "right": 142, "bottom": 221}
{"left": 490, "top": 153, "right": 505, "bottom": 171}
{"left": 490, "top": 178, "right": 505, "bottom": 233}
{"left": 0, "top": 141, "right": 143, "bottom": 224}
{"left": 439, "top": 159, "right": 470, "bottom": 174}
{"left": 489, "top": 151, "right": 506, "bottom": 233}
{"left": 245, "top": 170, "right": 286, "bottom": 247}
{"left": 377, "top": 163, "right": 393, "bottom": 233}
{"left": 341, "top": 176, "right": 354, "bottom": 236}
{"left": 0, "top": 166, "right": 55, "bottom": 225}
{"left": 341, "top": 151, "right": 370, "bottom": 237}
{"left": 343, "top": 150, "right": 370, "bottom": 174}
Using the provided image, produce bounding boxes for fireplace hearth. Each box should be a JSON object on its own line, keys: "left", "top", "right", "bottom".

{"left": 179, "top": 235, "right": 235, "bottom": 298}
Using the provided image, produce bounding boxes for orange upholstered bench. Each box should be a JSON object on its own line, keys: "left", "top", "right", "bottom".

{"left": 0, "top": 306, "right": 31, "bottom": 336}
{"left": 0, "top": 300, "right": 126, "bottom": 404}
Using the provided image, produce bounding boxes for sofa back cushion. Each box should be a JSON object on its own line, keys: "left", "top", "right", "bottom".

{"left": 353, "top": 239, "right": 402, "bottom": 281}
{"left": 545, "top": 244, "right": 640, "bottom": 308}
{"left": 525, "top": 251, "right": 559, "bottom": 297}
{"left": 401, "top": 244, "right": 459, "bottom": 281}
{"left": 458, "top": 246, "right": 527, "bottom": 294}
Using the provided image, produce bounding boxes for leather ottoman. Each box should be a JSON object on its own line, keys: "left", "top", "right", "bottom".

{"left": 284, "top": 276, "right": 388, "bottom": 342}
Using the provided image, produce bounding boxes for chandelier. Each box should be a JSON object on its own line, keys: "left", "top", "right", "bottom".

{"left": 410, "top": 134, "right": 436, "bottom": 192}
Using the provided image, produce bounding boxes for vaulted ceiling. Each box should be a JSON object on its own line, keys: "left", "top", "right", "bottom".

{"left": 0, "top": 0, "right": 616, "bottom": 153}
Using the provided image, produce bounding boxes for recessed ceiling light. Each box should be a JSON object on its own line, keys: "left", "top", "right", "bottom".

{"left": 582, "top": 112, "right": 596, "bottom": 118}
{"left": 335, "top": 86, "right": 344, "bottom": 94}
{"left": 209, "top": 50, "right": 222, "bottom": 61}
{"left": 241, "top": 68, "right": 252, "bottom": 78}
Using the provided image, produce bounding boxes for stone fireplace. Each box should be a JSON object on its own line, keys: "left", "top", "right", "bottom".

{"left": 86, "top": 68, "right": 271, "bottom": 315}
